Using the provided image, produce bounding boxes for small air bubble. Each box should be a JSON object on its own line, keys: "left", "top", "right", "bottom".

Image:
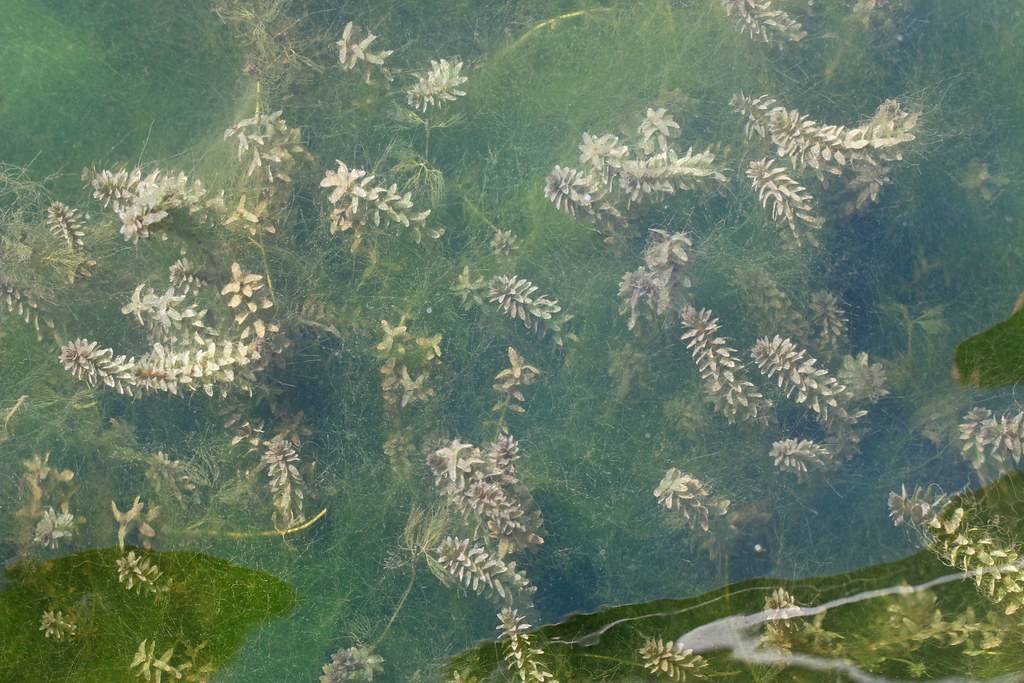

{"left": 425, "top": 306, "right": 433, "bottom": 314}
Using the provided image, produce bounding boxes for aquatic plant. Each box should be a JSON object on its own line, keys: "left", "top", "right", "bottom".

{"left": 123, "top": 284, "right": 210, "bottom": 346}
{"left": 959, "top": 406, "right": 1024, "bottom": 477}
{"left": 433, "top": 536, "right": 536, "bottom": 602}
{"left": 321, "top": 160, "right": 431, "bottom": 254}
{"left": 490, "top": 229, "right": 520, "bottom": 258}
{"left": 837, "top": 352, "right": 889, "bottom": 404}
{"left": 406, "top": 58, "right": 467, "bottom": 112}
{"left": 653, "top": 468, "right": 730, "bottom": 533}
{"left": 39, "top": 610, "right": 77, "bottom": 641}
{"left": 58, "top": 339, "right": 136, "bottom": 396}
{"left": 220, "top": 262, "right": 277, "bottom": 342}
{"left": 427, "top": 437, "right": 544, "bottom": 555}
{"left": 112, "top": 496, "right": 160, "bottom": 550}
{"left": 543, "top": 165, "right": 625, "bottom": 238}
{"left": 745, "top": 159, "right": 825, "bottom": 247}
{"left": 336, "top": 21, "right": 393, "bottom": 84}
{"left": 224, "top": 109, "right": 311, "bottom": 185}
{"left": 680, "top": 306, "right": 773, "bottom": 424}
{"left": 453, "top": 265, "right": 487, "bottom": 310}
{"left": 809, "top": 291, "right": 847, "bottom": 355}
{"left": 32, "top": 505, "right": 76, "bottom": 549}
{"left": 546, "top": 108, "right": 726, "bottom": 243}
{"left": 769, "top": 438, "right": 833, "bottom": 476}
{"left": 497, "top": 608, "right": 557, "bottom": 683}
{"left": 637, "top": 636, "right": 707, "bottom": 681}
{"left": 733, "top": 95, "right": 920, "bottom": 219}
{"left": 82, "top": 166, "right": 209, "bottom": 243}
{"left": 258, "top": 435, "right": 305, "bottom": 527}
{"left": 375, "top": 316, "right": 442, "bottom": 409}
{"left": 719, "top": 0, "right": 806, "bottom": 47}
{"left": 117, "top": 551, "right": 167, "bottom": 595}
{"left": 619, "top": 228, "right": 695, "bottom": 330}
{"left": 168, "top": 257, "right": 206, "bottom": 294}
{"left": 488, "top": 275, "right": 574, "bottom": 346}
{"left": 45, "top": 201, "right": 85, "bottom": 253}
{"left": 144, "top": 451, "right": 198, "bottom": 507}
{"left": 751, "top": 335, "right": 845, "bottom": 421}
{"left": 131, "top": 639, "right": 190, "bottom": 682}
{"left": 319, "top": 645, "right": 384, "bottom": 682}
{"left": 889, "top": 485, "right": 1024, "bottom": 615}
{"left": 16, "top": 453, "right": 75, "bottom": 537}
{"left": 733, "top": 264, "right": 810, "bottom": 340}
{"left": 492, "top": 347, "right": 540, "bottom": 419}
{"left": 0, "top": 280, "right": 51, "bottom": 340}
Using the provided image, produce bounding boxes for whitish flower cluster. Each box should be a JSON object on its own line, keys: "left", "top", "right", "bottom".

{"left": 751, "top": 335, "right": 845, "bottom": 421}
{"left": 769, "top": 438, "right": 833, "bottom": 476}
{"left": 434, "top": 535, "right": 536, "bottom": 602}
{"left": 427, "top": 437, "right": 544, "bottom": 555}
{"left": 122, "top": 283, "right": 210, "bottom": 346}
{"left": 33, "top": 505, "right": 76, "bottom": 549}
{"left": 746, "top": 158, "right": 824, "bottom": 247}
{"left": 258, "top": 436, "right": 305, "bottom": 527}
{"left": 224, "top": 110, "right": 311, "bottom": 184}
{"left": 406, "top": 58, "right": 467, "bottom": 111}
{"left": 497, "top": 608, "right": 558, "bottom": 683}
{"left": 653, "top": 468, "right": 730, "bottom": 533}
{"left": 321, "top": 160, "right": 430, "bottom": 252}
{"left": 168, "top": 257, "right": 205, "bottom": 294}
{"left": 319, "top": 645, "right": 384, "bottom": 683}
{"left": 488, "top": 275, "right": 574, "bottom": 346}
{"left": 58, "top": 339, "right": 136, "bottom": 395}
{"left": 733, "top": 94, "right": 919, "bottom": 213}
{"left": 336, "top": 21, "right": 393, "bottom": 83}
{"left": 376, "top": 316, "right": 442, "bottom": 409}
{"left": 116, "top": 550, "right": 166, "bottom": 595}
{"left": 959, "top": 407, "right": 1024, "bottom": 476}
{"left": 809, "top": 291, "right": 847, "bottom": 355}
{"left": 493, "top": 347, "right": 540, "bottom": 417}
{"left": 547, "top": 109, "right": 726, "bottom": 242}
{"left": 39, "top": 610, "right": 77, "bottom": 640}
{"left": 638, "top": 636, "right": 708, "bottom": 681}
{"left": 720, "top": 0, "right": 805, "bottom": 46}
{"left": 619, "top": 229, "right": 695, "bottom": 329}
{"left": 838, "top": 352, "right": 888, "bottom": 404}
{"left": 133, "top": 338, "right": 257, "bottom": 397}
{"left": 46, "top": 201, "right": 85, "bottom": 252}
{"left": 131, "top": 640, "right": 191, "bottom": 683}
{"left": 680, "top": 306, "right": 772, "bottom": 424}
{"left": 887, "top": 483, "right": 947, "bottom": 528}
{"left": 82, "top": 166, "right": 207, "bottom": 243}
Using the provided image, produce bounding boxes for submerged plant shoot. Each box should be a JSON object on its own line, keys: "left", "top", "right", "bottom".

{"left": 1, "top": 0, "right": 1024, "bottom": 681}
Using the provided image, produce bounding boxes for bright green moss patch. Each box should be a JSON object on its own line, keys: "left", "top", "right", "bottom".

{"left": 955, "top": 302, "right": 1024, "bottom": 388}
{"left": 0, "top": 548, "right": 295, "bottom": 682}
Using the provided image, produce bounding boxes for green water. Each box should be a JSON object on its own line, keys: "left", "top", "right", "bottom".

{"left": 2, "top": 1, "right": 1024, "bottom": 681}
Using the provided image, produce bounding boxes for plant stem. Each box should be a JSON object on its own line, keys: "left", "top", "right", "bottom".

{"left": 372, "top": 562, "right": 417, "bottom": 650}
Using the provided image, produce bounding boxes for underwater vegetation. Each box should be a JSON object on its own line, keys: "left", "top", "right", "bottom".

{"left": 1, "top": 0, "right": 1024, "bottom": 681}
{"left": 448, "top": 473, "right": 1024, "bottom": 681}
{"left": 0, "top": 548, "right": 295, "bottom": 682}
